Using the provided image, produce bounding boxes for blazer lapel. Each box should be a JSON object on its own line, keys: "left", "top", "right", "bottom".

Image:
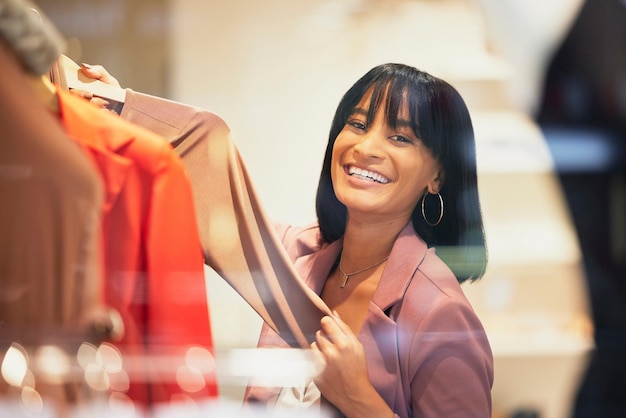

{"left": 372, "top": 222, "right": 428, "bottom": 312}
{"left": 365, "top": 222, "right": 429, "bottom": 416}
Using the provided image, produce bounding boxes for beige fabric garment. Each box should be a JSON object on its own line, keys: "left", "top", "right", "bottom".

{"left": 116, "top": 91, "right": 333, "bottom": 348}
{"left": 48, "top": 55, "right": 334, "bottom": 346}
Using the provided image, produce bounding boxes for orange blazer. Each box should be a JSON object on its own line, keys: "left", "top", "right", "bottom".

{"left": 57, "top": 90, "right": 218, "bottom": 406}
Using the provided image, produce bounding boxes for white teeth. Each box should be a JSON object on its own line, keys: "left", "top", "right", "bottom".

{"left": 348, "top": 166, "right": 390, "bottom": 184}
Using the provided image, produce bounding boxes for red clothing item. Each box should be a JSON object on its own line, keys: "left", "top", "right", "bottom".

{"left": 57, "top": 90, "right": 218, "bottom": 406}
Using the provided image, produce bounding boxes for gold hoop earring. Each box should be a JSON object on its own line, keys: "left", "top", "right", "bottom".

{"left": 421, "top": 192, "right": 443, "bottom": 227}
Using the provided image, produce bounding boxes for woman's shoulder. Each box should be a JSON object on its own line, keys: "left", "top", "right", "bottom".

{"left": 418, "top": 248, "right": 464, "bottom": 295}
{"left": 403, "top": 246, "right": 480, "bottom": 326}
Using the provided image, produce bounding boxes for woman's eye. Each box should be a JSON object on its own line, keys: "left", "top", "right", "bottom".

{"left": 390, "top": 135, "right": 414, "bottom": 144}
{"left": 347, "top": 120, "right": 366, "bottom": 130}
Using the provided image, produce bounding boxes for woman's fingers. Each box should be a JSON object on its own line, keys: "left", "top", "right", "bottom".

{"left": 314, "top": 329, "right": 335, "bottom": 353}
{"left": 80, "top": 63, "right": 121, "bottom": 87}
{"left": 331, "top": 310, "right": 355, "bottom": 335}
{"left": 310, "top": 341, "right": 326, "bottom": 366}
{"left": 91, "top": 97, "right": 110, "bottom": 107}
{"left": 320, "top": 314, "right": 358, "bottom": 349}
{"left": 68, "top": 88, "right": 110, "bottom": 109}
{"left": 69, "top": 88, "right": 92, "bottom": 100}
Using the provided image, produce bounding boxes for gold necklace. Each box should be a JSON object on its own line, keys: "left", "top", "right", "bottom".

{"left": 338, "top": 255, "right": 389, "bottom": 288}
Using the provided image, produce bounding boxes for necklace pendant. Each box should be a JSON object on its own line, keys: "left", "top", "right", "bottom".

{"left": 340, "top": 274, "right": 349, "bottom": 288}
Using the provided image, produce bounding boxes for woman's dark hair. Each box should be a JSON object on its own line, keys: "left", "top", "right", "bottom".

{"left": 315, "top": 63, "right": 487, "bottom": 283}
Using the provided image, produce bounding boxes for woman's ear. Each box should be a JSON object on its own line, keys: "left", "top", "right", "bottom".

{"left": 428, "top": 166, "right": 445, "bottom": 194}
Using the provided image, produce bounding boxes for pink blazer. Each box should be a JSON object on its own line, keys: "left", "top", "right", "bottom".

{"left": 246, "top": 222, "right": 494, "bottom": 418}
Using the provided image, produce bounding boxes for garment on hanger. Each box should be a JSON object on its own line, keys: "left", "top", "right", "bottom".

{"left": 2, "top": 0, "right": 217, "bottom": 411}
{"left": 0, "top": 0, "right": 113, "bottom": 349}
{"left": 56, "top": 89, "right": 218, "bottom": 406}
{"left": 0, "top": 37, "right": 104, "bottom": 345}
{"left": 118, "top": 90, "right": 334, "bottom": 348}
{"left": 0, "top": 0, "right": 114, "bottom": 409}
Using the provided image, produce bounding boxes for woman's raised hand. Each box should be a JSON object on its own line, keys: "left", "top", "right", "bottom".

{"left": 69, "top": 63, "right": 120, "bottom": 109}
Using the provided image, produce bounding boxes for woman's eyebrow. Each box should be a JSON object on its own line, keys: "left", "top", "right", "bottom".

{"left": 350, "top": 107, "right": 368, "bottom": 116}
{"left": 350, "top": 107, "right": 412, "bottom": 128}
{"left": 395, "top": 119, "right": 413, "bottom": 128}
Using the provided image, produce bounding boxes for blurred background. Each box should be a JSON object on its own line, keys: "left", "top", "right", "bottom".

{"left": 21, "top": 0, "right": 626, "bottom": 416}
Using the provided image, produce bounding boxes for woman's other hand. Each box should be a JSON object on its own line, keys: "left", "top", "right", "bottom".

{"left": 311, "top": 312, "right": 393, "bottom": 418}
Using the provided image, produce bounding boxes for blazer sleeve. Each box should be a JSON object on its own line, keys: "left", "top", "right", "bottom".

{"left": 120, "top": 89, "right": 235, "bottom": 255}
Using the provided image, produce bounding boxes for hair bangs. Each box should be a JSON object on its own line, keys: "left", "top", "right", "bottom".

{"left": 363, "top": 76, "right": 425, "bottom": 147}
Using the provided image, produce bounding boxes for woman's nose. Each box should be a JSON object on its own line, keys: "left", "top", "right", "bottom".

{"left": 353, "top": 131, "right": 383, "bottom": 158}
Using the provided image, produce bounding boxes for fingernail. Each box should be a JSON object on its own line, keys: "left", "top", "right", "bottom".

{"left": 81, "top": 63, "right": 92, "bottom": 69}
{"left": 333, "top": 310, "right": 340, "bottom": 318}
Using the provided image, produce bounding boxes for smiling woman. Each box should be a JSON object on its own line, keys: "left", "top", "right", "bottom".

{"left": 245, "top": 63, "right": 492, "bottom": 418}
{"left": 70, "top": 61, "right": 492, "bottom": 418}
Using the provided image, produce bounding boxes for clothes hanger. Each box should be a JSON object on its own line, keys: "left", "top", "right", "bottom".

{"left": 59, "top": 54, "right": 126, "bottom": 103}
